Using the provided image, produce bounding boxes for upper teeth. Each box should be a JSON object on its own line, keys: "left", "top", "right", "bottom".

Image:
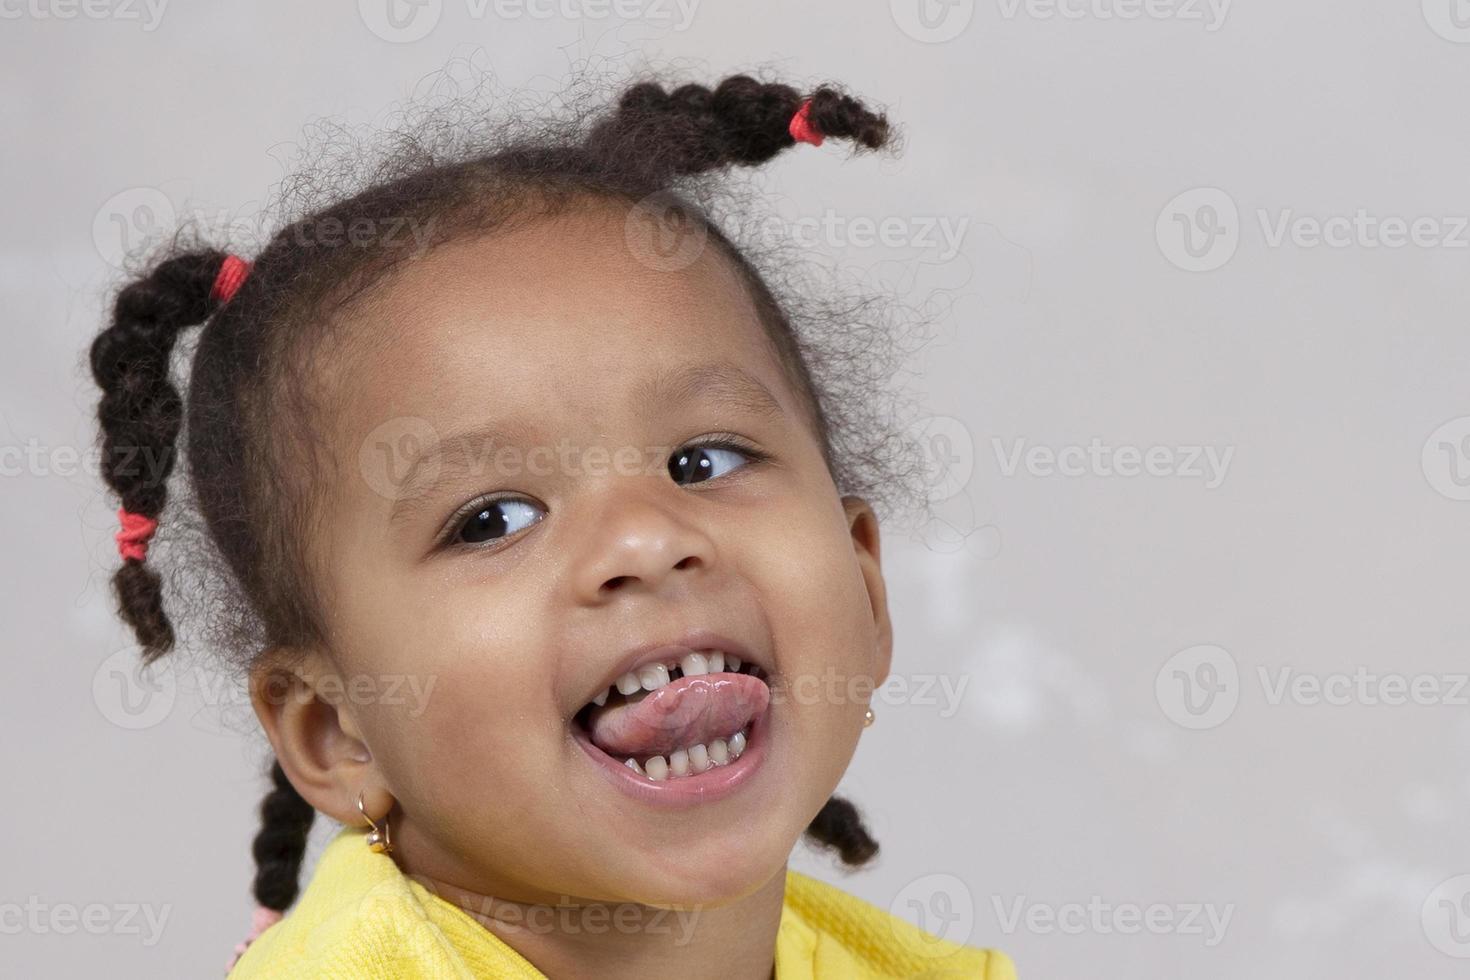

{"left": 591, "top": 649, "right": 753, "bottom": 708}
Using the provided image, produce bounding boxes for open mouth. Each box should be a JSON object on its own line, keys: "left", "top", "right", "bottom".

{"left": 572, "top": 650, "right": 771, "bottom": 782}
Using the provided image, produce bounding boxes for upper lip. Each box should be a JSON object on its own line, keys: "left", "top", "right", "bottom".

{"left": 578, "top": 628, "right": 769, "bottom": 711}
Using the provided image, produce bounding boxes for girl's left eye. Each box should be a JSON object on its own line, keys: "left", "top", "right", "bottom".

{"left": 667, "top": 441, "right": 759, "bottom": 486}
{"left": 452, "top": 498, "right": 545, "bottom": 546}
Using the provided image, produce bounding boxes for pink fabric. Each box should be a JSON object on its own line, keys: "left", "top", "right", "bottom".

{"left": 225, "top": 905, "right": 283, "bottom": 973}
{"left": 788, "top": 99, "right": 824, "bottom": 147}
{"left": 114, "top": 507, "right": 158, "bottom": 562}
{"left": 211, "top": 254, "right": 251, "bottom": 303}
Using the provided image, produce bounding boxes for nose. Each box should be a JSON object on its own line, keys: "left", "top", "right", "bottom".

{"left": 573, "top": 480, "right": 716, "bottom": 602}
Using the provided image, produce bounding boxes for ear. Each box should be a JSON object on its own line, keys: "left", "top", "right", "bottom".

{"left": 248, "top": 647, "right": 393, "bottom": 827}
{"left": 842, "top": 495, "right": 893, "bottom": 688}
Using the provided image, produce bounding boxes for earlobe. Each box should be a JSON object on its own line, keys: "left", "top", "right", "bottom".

{"left": 248, "top": 648, "right": 386, "bottom": 827}
{"left": 841, "top": 496, "right": 894, "bottom": 687}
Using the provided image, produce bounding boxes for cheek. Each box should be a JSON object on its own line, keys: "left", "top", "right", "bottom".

{"left": 749, "top": 488, "right": 879, "bottom": 730}
{"left": 333, "top": 580, "right": 561, "bottom": 816}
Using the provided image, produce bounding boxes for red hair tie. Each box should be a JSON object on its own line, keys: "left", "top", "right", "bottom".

{"left": 211, "top": 254, "right": 251, "bottom": 304}
{"left": 788, "top": 99, "right": 824, "bottom": 147}
{"left": 115, "top": 507, "right": 158, "bottom": 562}
{"left": 225, "top": 904, "right": 283, "bottom": 973}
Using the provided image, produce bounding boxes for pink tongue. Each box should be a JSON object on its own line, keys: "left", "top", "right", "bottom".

{"left": 586, "top": 673, "right": 769, "bottom": 757}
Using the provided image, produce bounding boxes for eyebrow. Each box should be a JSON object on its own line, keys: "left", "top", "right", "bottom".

{"left": 386, "top": 361, "right": 787, "bottom": 526}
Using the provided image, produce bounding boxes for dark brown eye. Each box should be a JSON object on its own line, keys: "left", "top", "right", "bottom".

{"left": 456, "top": 499, "right": 542, "bottom": 545}
{"left": 668, "top": 444, "right": 750, "bottom": 486}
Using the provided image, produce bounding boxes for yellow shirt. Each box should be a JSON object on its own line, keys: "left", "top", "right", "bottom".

{"left": 228, "top": 826, "right": 1016, "bottom": 979}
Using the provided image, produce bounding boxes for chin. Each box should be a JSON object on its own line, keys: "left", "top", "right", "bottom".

{"left": 604, "top": 833, "right": 793, "bottom": 910}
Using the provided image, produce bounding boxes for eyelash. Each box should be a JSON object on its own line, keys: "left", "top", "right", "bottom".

{"left": 435, "top": 433, "right": 771, "bottom": 552}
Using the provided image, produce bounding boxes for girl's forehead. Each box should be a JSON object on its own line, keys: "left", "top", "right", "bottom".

{"left": 365, "top": 205, "right": 757, "bottom": 356}
{"left": 326, "top": 207, "right": 797, "bottom": 440}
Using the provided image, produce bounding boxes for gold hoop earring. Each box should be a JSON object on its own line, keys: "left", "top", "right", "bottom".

{"left": 863, "top": 706, "right": 875, "bottom": 727}
{"left": 356, "top": 791, "right": 393, "bottom": 854}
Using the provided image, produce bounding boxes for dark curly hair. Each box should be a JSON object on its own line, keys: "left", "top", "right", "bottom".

{"left": 89, "top": 71, "right": 918, "bottom": 918}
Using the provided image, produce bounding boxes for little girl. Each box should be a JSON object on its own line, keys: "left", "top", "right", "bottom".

{"left": 89, "top": 73, "right": 1016, "bottom": 979}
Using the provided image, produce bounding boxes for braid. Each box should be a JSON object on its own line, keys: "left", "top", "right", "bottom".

{"left": 805, "top": 794, "right": 880, "bottom": 866}
{"left": 89, "top": 249, "right": 228, "bottom": 663}
{"left": 583, "top": 74, "right": 891, "bottom": 182}
{"left": 250, "top": 759, "right": 316, "bottom": 911}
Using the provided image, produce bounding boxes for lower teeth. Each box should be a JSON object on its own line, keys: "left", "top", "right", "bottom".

{"left": 624, "top": 727, "right": 749, "bottom": 781}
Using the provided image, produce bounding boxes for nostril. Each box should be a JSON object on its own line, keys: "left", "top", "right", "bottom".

{"left": 674, "top": 555, "right": 699, "bottom": 570}
{"left": 602, "top": 575, "right": 632, "bottom": 592}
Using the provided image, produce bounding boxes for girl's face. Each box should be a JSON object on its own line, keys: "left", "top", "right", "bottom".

{"left": 261, "top": 200, "right": 892, "bottom": 911}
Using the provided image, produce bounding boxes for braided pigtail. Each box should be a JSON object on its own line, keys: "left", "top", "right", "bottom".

{"left": 805, "top": 794, "right": 880, "bottom": 867}
{"left": 251, "top": 759, "right": 316, "bottom": 912}
{"left": 223, "top": 757, "right": 315, "bottom": 971}
{"left": 583, "top": 74, "right": 892, "bottom": 182}
{"left": 89, "top": 249, "right": 233, "bottom": 663}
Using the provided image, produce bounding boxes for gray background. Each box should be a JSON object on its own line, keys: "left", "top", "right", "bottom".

{"left": 5, "top": 1, "right": 1470, "bottom": 976}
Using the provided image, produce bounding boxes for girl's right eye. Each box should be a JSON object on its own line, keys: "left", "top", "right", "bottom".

{"left": 451, "top": 498, "right": 545, "bottom": 547}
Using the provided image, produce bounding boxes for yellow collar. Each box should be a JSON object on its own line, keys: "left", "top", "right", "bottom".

{"left": 229, "top": 826, "right": 1011, "bottom": 979}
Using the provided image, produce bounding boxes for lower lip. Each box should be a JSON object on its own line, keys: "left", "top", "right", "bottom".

{"left": 572, "top": 701, "right": 771, "bottom": 809}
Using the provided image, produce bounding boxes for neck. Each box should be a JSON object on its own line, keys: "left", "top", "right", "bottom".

{"left": 403, "top": 861, "right": 787, "bottom": 980}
